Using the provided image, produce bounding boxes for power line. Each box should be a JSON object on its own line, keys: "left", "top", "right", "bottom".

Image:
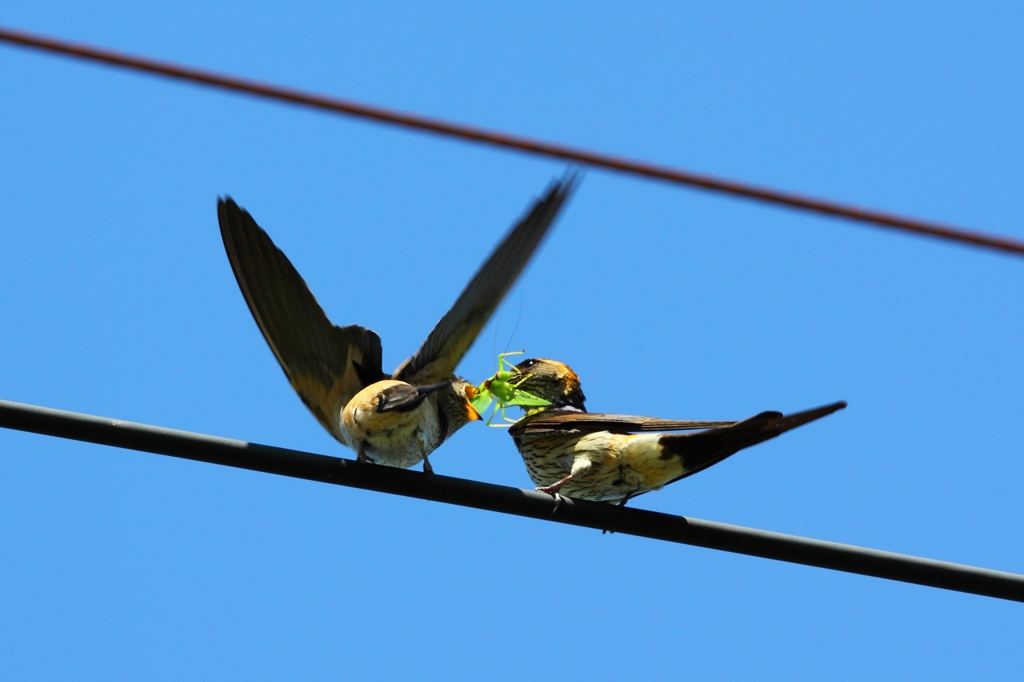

{"left": 1, "top": 25, "right": 1022, "bottom": 258}
{"left": 0, "top": 398, "right": 1020, "bottom": 603}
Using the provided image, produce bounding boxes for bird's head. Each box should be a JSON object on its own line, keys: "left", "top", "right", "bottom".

{"left": 511, "top": 358, "right": 587, "bottom": 413}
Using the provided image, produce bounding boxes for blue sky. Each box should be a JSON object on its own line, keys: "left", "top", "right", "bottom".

{"left": 1, "top": 2, "right": 1022, "bottom": 679}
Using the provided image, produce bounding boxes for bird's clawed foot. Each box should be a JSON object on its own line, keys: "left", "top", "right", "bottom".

{"left": 535, "top": 475, "right": 573, "bottom": 515}
{"left": 544, "top": 491, "right": 564, "bottom": 515}
{"left": 422, "top": 455, "right": 434, "bottom": 474}
{"left": 357, "top": 444, "right": 373, "bottom": 469}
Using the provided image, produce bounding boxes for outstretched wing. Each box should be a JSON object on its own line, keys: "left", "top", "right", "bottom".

{"left": 218, "top": 197, "right": 385, "bottom": 438}
{"left": 658, "top": 400, "right": 847, "bottom": 486}
{"left": 510, "top": 411, "right": 738, "bottom": 436}
{"left": 393, "top": 173, "right": 579, "bottom": 384}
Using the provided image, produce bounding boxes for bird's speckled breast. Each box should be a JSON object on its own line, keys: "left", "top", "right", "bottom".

{"left": 515, "top": 430, "right": 686, "bottom": 502}
{"left": 512, "top": 430, "right": 581, "bottom": 487}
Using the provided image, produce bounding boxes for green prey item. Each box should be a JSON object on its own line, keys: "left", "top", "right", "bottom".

{"left": 470, "top": 351, "right": 552, "bottom": 426}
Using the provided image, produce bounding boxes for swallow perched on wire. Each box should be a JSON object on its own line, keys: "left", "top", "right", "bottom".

{"left": 480, "top": 358, "right": 845, "bottom": 506}
{"left": 217, "top": 175, "right": 577, "bottom": 472}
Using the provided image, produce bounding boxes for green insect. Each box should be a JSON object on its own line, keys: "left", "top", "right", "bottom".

{"left": 470, "top": 350, "right": 552, "bottom": 426}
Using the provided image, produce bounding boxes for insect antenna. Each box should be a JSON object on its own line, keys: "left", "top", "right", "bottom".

{"left": 490, "top": 307, "right": 504, "bottom": 372}
{"left": 499, "top": 290, "right": 524, "bottom": 356}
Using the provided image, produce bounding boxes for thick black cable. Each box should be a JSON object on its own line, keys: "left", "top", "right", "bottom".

{"left": 0, "top": 398, "right": 1020, "bottom": 602}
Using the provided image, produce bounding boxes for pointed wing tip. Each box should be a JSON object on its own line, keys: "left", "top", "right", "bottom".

{"left": 216, "top": 195, "right": 238, "bottom": 213}
{"left": 558, "top": 165, "right": 584, "bottom": 188}
{"left": 217, "top": 196, "right": 246, "bottom": 242}
{"left": 543, "top": 169, "right": 582, "bottom": 209}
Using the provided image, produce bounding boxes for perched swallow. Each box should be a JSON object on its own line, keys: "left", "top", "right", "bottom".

{"left": 217, "top": 176, "right": 577, "bottom": 472}
{"left": 497, "top": 358, "right": 845, "bottom": 505}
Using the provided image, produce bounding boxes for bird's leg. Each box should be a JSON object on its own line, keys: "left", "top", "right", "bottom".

{"left": 421, "top": 452, "right": 434, "bottom": 474}
{"left": 536, "top": 474, "right": 573, "bottom": 496}
{"left": 535, "top": 474, "right": 574, "bottom": 514}
{"left": 357, "top": 442, "right": 373, "bottom": 468}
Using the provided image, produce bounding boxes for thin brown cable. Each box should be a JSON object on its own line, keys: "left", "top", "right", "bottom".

{"left": 2, "top": 24, "right": 1022, "bottom": 257}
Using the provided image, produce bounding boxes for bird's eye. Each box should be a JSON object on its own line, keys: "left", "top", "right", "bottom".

{"left": 519, "top": 359, "right": 537, "bottom": 369}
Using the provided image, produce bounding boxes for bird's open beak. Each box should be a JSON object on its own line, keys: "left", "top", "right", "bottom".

{"left": 463, "top": 385, "right": 483, "bottom": 421}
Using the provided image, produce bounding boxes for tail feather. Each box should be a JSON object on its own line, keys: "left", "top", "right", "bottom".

{"left": 659, "top": 400, "right": 846, "bottom": 485}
